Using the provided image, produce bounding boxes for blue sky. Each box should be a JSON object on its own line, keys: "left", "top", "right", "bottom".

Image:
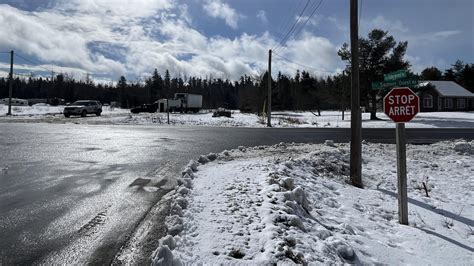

{"left": 0, "top": 0, "right": 472, "bottom": 83}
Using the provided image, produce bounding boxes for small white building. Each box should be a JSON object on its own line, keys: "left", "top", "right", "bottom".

{"left": 156, "top": 99, "right": 181, "bottom": 112}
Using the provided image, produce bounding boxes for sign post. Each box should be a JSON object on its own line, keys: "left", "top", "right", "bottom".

{"left": 7, "top": 50, "right": 13, "bottom": 115}
{"left": 383, "top": 87, "right": 419, "bottom": 225}
{"left": 166, "top": 99, "right": 170, "bottom": 124}
{"left": 395, "top": 122, "right": 408, "bottom": 225}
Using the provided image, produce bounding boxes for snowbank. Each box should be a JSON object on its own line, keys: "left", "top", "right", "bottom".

{"left": 0, "top": 104, "right": 129, "bottom": 116}
{"left": 82, "top": 110, "right": 474, "bottom": 128}
{"left": 153, "top": 141, "right": 473, "bottom": 264}
{"left": 1, "top": 104, "right": 473, "bottom": 128}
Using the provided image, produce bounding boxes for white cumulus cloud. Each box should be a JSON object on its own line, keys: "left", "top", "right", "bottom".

{"left": 0, "top": 1, "right": 343, "bottom": 82}
{"left": 203, "top": 0, "right": 242, "bottom": 29}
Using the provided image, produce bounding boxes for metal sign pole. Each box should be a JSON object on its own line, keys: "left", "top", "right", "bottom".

{"left": 167, "top": 99, "right": 170, "bottom": 124}
{"left": 396, "top": 122, "right": 408, "bottom": 225}
{"left": 7, "top": 50, "right": 14, "bottom": 115}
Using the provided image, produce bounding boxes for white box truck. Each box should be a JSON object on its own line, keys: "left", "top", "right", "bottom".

{"left": 173, "top": 93, "right": 203, "bottom": 113}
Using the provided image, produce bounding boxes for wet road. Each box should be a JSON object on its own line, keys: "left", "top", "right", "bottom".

{"left": 0, "top": 123, "right": 473, "bottom": 264}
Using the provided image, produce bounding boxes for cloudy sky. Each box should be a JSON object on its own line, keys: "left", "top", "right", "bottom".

{"left": 0, "top": 0, "right": 472, "bottom": 82}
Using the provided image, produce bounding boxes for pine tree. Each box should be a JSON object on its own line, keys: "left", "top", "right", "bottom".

{"left": 421, "top": 67, "right": 442, "bottom": 81}
{"left": 338, "top": 29, "right": 410, "bottom": 120}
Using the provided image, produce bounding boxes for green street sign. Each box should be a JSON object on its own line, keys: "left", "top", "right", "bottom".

{"left": 372, "top": 79, "right": 418, "bottom": 90}
{"left": 397, "top": 79, "right": 419, "bottom": 87}
{"left": 371, "top": 81, "right": 384, "bottom": 89}
{"left": 384, "top": 69, "right": 408, "bottom": 81}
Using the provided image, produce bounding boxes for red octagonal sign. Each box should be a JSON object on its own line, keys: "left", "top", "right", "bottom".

{"left": 384, "top": 87, "right": 419, "bottom": 123}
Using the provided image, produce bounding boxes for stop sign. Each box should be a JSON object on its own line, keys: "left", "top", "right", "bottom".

{"left": 384, "top": 87, "right": 419, "bottom": 123}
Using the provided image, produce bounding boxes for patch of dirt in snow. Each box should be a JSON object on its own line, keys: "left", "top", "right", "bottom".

{"left": 152, "top": 141, "right": 474, "bottom": 265}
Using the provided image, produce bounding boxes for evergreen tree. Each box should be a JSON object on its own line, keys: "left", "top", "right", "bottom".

{"left": 338, "top": 29, "right": 410, "bottom": 120}
{"left": 117, "top": 76, "right": 128, "bottom": 108}
{"left": 151, "top": 69, "right": 163, "bottom": 100}
{"left": 164, "top": 69, "right": 171, "bottom": 97}
{"left": 421, "top": 67, "right": 442, "bottom": 80}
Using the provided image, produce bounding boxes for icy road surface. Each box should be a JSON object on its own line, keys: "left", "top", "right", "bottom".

{"left": 0, "top": 123, "right": 473, "bottom": 264}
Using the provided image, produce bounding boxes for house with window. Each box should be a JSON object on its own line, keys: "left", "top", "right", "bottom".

{"left": 417, "top": 81, "right": 474, "bottom": 112}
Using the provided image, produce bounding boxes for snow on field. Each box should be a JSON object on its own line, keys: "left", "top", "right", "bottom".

{"left": 0, "top": 104, "right": 129, "bottom": 116}
{"left": 1, "top": 104, "right": 473, "bottom": 128}
{"left": 153, "top": 141, "right": 473, "bottom": 265}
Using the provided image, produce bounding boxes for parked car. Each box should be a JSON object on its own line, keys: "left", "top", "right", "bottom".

{"left": 63, "top": 100, "right": 102, "bottom": 117}
{"left": 131, "top": 103, "right": 158, "bottom": 114}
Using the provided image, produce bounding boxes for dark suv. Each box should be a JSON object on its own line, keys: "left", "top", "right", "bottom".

{"left": 63, "top": 100, "right": 102, "bottom": 117}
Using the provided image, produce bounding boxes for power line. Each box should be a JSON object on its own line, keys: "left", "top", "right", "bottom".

{"left": 4, "top": 71, "right": 146, "bottom": 98}
{"left": 275, "top": 0, "right": 304, "bottom": 39}
{"left": 275, "top": 58, "right": 303, "bottom": 73}
{"left": 287, "top": 0, "right": 323, "bottom": 46}
{"left": 272, "top": 0, "right": 311, "bottom": 52}
{"left": 274, "top": 0, "right": 324, "bottom": 54}
{"left": 14, "top": 53, "right": 55, "bottom": 74}
{"left": 273, "top": 51, "right": 334, "bottom": 73}
{"left": 0, "top": 72, "right": 35, "bottom": 79}
{"left": 273, "top": 0, "right": 310, "bottom": 52}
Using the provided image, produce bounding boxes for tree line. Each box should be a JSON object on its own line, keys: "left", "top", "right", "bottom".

{"left": 0, "top": 29, "right": 472, "bottom": 114}
{"left": 420, "top": 60, "right": 474, "bottom": 91}
{"left": 0, "top": 68, "right": 350, "bottom": 112}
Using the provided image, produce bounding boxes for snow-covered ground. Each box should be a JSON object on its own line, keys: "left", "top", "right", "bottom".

{"left": 0, "top": 104, "right": 130, "bottom": 116}
{"left": 0, "top": 104, "right": 473, "bottom": 128}
{"left": 153, "top": 140, "right": 473, "bottom": 265}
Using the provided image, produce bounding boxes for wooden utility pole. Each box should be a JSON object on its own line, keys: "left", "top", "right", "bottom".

{"left": 267, "top": 49, "right": 272, "bottom": 127}
{"left": 7, "top": 50, "right": 13, "bottom": 115}
{"left": 396, "top": 123, "right": 408, "bottom": 224}
{"left": 350, "top": 0, "right": 362, "bottom": 188}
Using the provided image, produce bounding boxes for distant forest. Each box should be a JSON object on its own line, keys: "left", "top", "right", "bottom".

{"left": 1, "top": 29, "right": 473, "bottom": 113}
{"left": 0, "top": 68, "right": 352, "bottom": 112}
{"left": 0, "top": 61, "right": 472, "bottom": 112}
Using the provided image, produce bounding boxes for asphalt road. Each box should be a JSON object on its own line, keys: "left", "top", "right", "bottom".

{"left": 0, "top": 123, "right": 473, "bottom": 264}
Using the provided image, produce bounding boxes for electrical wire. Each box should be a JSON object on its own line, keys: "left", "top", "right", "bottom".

{"left": 4, "top": 72, "right": 148, "bottom": 98}
{"left": 274, "top": 0, "right": 323, "bottom": 54}
{"left": 275, "top": 0, "right": 303, "bottom": 39}
{"left": 285, "top": 0, "right": 323, "bottom": 48}
{"left": 273, "top": 51, "right": 334, "bottom": 73}
{"left": 276, "top": 58, "right": 304, "bottom": 74}
{"left": 272, "top": 0, "right": 311, "bottom": 52}
{"left": 14, "top": 53, "right": 56, "bottom": 74}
